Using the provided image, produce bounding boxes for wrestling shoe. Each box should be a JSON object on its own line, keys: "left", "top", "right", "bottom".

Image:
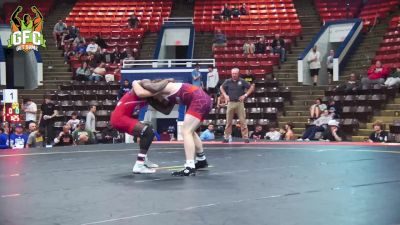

{"left": 132, "top": 163, "right": 156, "bottom": 174}
{"left": 144, "top": 158, "right": 159, "bottom": 168}
{"left": 195, "top": 159, "right": 209, "bottom": 169}
{"left": 171, "top": 167, "right": 196, "bottom": 176}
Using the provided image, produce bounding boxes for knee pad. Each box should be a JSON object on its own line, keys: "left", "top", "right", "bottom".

{"left": 139, "top": 124, "right": 155, "bottom": 150}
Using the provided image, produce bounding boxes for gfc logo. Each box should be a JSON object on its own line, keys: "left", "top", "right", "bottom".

{"left": 7, "top": 6, "right": 46, "bottom": 52}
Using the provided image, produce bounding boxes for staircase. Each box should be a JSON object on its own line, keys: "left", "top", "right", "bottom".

{"left": 137, "top": 33, "right": 159, "bottom": 60}
{"left": 18, "top": 2, "right": 75, "bottom": 105}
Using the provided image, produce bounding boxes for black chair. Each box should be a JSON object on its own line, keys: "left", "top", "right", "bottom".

{"left": 70, "top": 90, "right": 85, "bottom": 101}
{"left": 95, "top": 121, "right": 109, "bottom": 132}
{"left": 257, "top": 97, "right": 271, "bottom": 108}
{"left": 206, "top": 108, "right": 217, "bottom": 120}
{"left": 60, "top": 100, "right": 74, "bottom": 111}
{"left": 53, "top": 121, "right": 65, "bottom": 133}
{"left": 271, "top": 97, "right": 284, "bottom": 110}
{"left": 254, "top": 87, "right": 266, "bottom": 97}
{"left": 102, "top": 100, "right": 116, "bottom": 110}
{"left": 59, "top": 82, "right": 74, "bottom": 91}
{"left": 74, "top": 100, "right": 88, "bottom": 111}
{"left": 83, "top": 90, "right": 98, "bottom": 101}
{"left": 262, "top": 107, "right": 277, "bottom": 121}
{"left": 96, "top": 110, "right": 110, "bottom": 121}
{"left": 56, "top": 91, "right": 71, "bottom": 101}
{"left": 244, "top": 97, "right": 257, "bottom": 108}
{"left": 248, "top": 107, "right": 262, "bottom": 119}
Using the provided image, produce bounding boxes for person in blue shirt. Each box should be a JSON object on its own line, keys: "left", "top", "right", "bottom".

{"left": 191, "top": 63, "right": 202, "bottom": 87}
{"left": 200, "top": 124, "right": 215, "bottom": 141}
{"left": 0, "top": 128, "right": 9, "bottom": 149}
{"left": 9, "top": 124, "right": 28, "bottom": 149}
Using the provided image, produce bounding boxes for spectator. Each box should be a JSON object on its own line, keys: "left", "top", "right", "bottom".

{"left": 240, "top": 3, "right": 248, "bottom": 15}
{"left": 254, "top": 37, "right": 267, "bottom": 54}
{"left": 93, "top": 34, "right": 107, "bottom": 49}
{"left": 118, "top": 79, "right": 132, "bottom": 99}
{"left": 327, "top": 100, "right": 341, "bottom": 119}
{"left": 75, "top": 61, "right": 91, "bottom": 81}
{"left": 128, "top": 14, "right": 139, "bottom": 28}
{"left": 298, "top": 109, "right": 332, "bottom": 141}
{"left": 308, "top": 45, "right": 321, "bottom": 86}
{"left": 271, "top": 34, "right": 286, "bottom": 63}
{"left": 53, "top": 20, "right": 67, "bottom": 47}
{"left": 200, "top": 124, "right": 215, "bottom": 141}
{"left": 250, "top": 125, "right": 265, "bottom": 140}
{"left": 2, "top": 122, "right": 10, "bottom": 135}
{"left": 101, "top": 124, "right": 119, "bottom": 144}
{"left": 23, "top": 98, "right": 37, "bottom": 128}
{"left": 242, "top": 69, "right": 255, "bottom": 84}
{"left": 220, "top": 4, "right": 231, "bottom": 21}
{"left": 384, "top": 67, "right": 400, "bottom": 87}
{"left": 61, "top": 29, "right": 74, "bottom": 51}
{"left": 27, "top": 127, "right": 45, "bottom": 148}
{"left": 217, "top": 93, "right": 228, "bottom": 108}
{"left": 101, "top": 48, "right": 116, "bottom": 64}
{"left": 336, "top": 73, "right": 360, "bottom": 92}
{"left": 87, "top": 53, "right": 99, "bottom": 70}
{"left": 27, "top": 122, "right": 37, "bottom": 135}
{"left": 368, "top": 121, "right": 388, "bottom": 143}
{"left": 220, "top": 68, "right": 255, "bottom": 143}
{"left": 73, "top": 34, "right": 86, "bottom": 46}
{"left": 327, "top": 49, "right": 334, "bottom": 78}
{"left": 74, "top": 41, "right": 87, "bottom": 59}
{"left": 72, "top": 121, "right": 95, "bottom": 145}
{"left": 9, "top": 124, "right": 28, "bottom": 149}
{"left": 68, "top": 24, "right": 79, "bottom": 39}
{"left": 309, "top": 98, "right": 327, "bottom": 119}
{"left": 191, "top": 63, "right": 202, "bottom": 87}
{"left": 66, "top": 112, "right": 80, "bottom": 131}
{"left": 86, "top": 105, "right": 97, "bottom": 133}
{"left": 0, "top": 128, "right": 8, "bottom": 149}
{"left": 90, "top": 62, "right": 106, "bottom": 81}
{"left": 231, "top": 4, "right": 241, "bottom": 17}
{"left": 116, "top": 48, "right": 128, "bottom": 63}
{"left": 243, "top": 39, "right": 255, "bottom": 54}
{"left": 265, "top": 127, "right": 281, "bottom": 141}
{"left": 86, "top": 39, "right": 100, "bottom": 55}
{"left": 206, "top": 65, "right": 219, "bottom": 94}
{"left": 39, "top": 96, "right": 57, "bottom": 146}
{"left": 280, "top": 122, "right": 295, "bottom": 141}
{"left": 321, "top": 120, "right": 344, "bottom": 142}
{"left": 362, "top": 61, "right": 390, "bottom": 85}
{"left": 213, "top": 29, "right": 227, "bottom": 48}
{"left": 54, "top": 125, "right": 74, "bottom": 146}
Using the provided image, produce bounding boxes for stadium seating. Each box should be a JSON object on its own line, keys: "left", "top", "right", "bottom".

{"left": 359, "top": 0, "right": 398, "bottom": 30}
{"left": 374, "top": 16, "right": 400, "bottom": 69}
{"left": 314, "top": 0, "right": 361, "bottom": 24}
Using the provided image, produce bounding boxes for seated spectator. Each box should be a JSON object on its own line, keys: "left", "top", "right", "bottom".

{"left": 265, "top": 127, "right": 281, "bottom": 141}
{"left": 231, "top": 5, "right": 241, "bottom": 17}
{"left": 105, "top": 66, "right": 121, "bottom": 82}
{"left": 271, "top": 34, "right": 286, "bottom": 63}
{"left": 321, "top": 120, "right": 344, "bottom": 142}
{"left": 53, "top": 20, "right": 67, "bottom": 47}
{"left": 74, "top": 41, "right": 87, "bottom": 58}
{"left": 217, "top": 94, "right": 228, "bottom": 108}
{"left": 243, "top": 40, "right": 255, "bottom": 54}
{"left": 200, "top": 124, "right": 215, "bottom": 141}
{"left": 93, "top": 34, "right": 107, "bottom": 49}
{"left": 73, "top": 34, "right": 86, "bottom": 46}
{"left": 280, "top": 122, "right": 295, "bottom": 141}
{"left": 61, "top": 29, "right": 74, "bottom": 51}
{"left": 336, "top": 73, "right": 360, "bottom": 92}
{"left": 76, "top": 61, "right": 91, "bottom": 81}
{"left": 90, "top": 62, "right": 106, "bottom": 81}
{"left": 128, "top": 14, "right": 140, "bottom": 28}
{"left": 298, "top": 109, "right": 332, "bottom": 141}
{"left": 101, "top": 48, "right": 116, "bottom": 64}
{"left": 68, "top": 24, "right": 79, "bottom": 39}
{"left": 9, "top": 124, "right": 28, "bottom": 149}
{"left": 153, "top": 130, "right": 161, "bottom": 141}
{"left": 27, "top": 122, "right": 37, "bottom": 135}
{"left": 87, "top": 53, "right": 99, "bottom": 70}
{"left": 361, "top": 61, "right": 390, "bottom": 85}
{"left": 309, "top": 98, "right": 327, "bottom": 119}
{"left": 27, "top": 128, "right": 45, "bottom": 148}
{"left": 118, "top": 79, "right": 132, "bottom": 99}
{"left": 54, "top": 125, "right": 74, "bottom": 146}
{"left": 384, "top": 67, "right": 400, "bottom": 87}
{"left": 66, "top": 112, "right": 80, "bottom": 131}
{"left": 116, "top": 48, "right": 128, "bottom": 63}
{"left": 0, "top": 128, "right": 9, "bottom": 149}
{"left": 240, "top": 3, "right": 248, "bottom": 15}
{"left": 206, "top": 66, "right": 219, "bottom": 94}
{"left": 242, "top": 69, "right": 255, "bottom": 84}
{"left": 101, "top": 125, "right": 119, "bottom": 144}
{"left": 213, "top": 29, "right": 227, "bottom": 48}
{"left": 220, "top": 4, "right": 231, "bottom": 21}
{"left": 86, "top": 39, "right": 100, "bottom": 55}
{"left": 368, "top": 121, "right": 388, "bottom": 143}
{"left": 254, "top": 37, "right": 267, "bottom": 54}
{"left": 72, "top": 121, "right": 95, "bottom": 145}
{"left": 327, "top": 100, "right": 341, "bottom": 119}
{"left": 250, "top": 125, "right": 265, "bottom": 140}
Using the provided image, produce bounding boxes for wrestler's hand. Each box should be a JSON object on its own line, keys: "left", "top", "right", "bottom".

{"left": 239, "top": 95, "right": 246, "bottom": 102}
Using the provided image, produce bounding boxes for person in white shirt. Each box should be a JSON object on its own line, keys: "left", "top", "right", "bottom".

{"left": 265, "top": 127, "right": 282, "bottom": 141}
{"left": 86, "top": 39, "right": 100, "bottom": 54}
{"left": 86, "top": 105, "right": 97, "bottom": 133}
{"left": 53, "top": 20, "right": 67, "bottom": 47}
{"left": 326, "top": 49, "right": 334, "bottom": 76}
{"left": 23, "top": 98, "right": 37, "bottom": 128}
{"left": 206, "top": 66, "right": 219, "bottom": 94}
{"left": 66, "top": 112, "right": 80, "bottom": 131}
{"left": 308, "top": 45, "right": 321, "bottom": 86}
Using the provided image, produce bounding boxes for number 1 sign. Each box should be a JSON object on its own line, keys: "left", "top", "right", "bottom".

{"left": 3, "top": 89, "right": 18, "bottom": 103}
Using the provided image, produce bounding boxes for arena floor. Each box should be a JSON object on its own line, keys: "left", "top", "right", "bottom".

{"left": 1, "top": 142, "right": 400, "bottom": 225}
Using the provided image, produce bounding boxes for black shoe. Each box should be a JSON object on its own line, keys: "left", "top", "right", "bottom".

{"left": 222, "top": 139, "right": 229, "bottom": 143}
{"left": 195, "top": 159, "right": 208, "bottom": 169}
{"left": 244, "top": 139, "right": 250, "bottom": 143}
{"left": 171, "top": 167, "right": 196, "bottom": 176}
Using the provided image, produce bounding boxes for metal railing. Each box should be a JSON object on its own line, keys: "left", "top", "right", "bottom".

{"left": 122, "top": 59, "right": 215, "bottom": 69}
{"left": 162, "top": 17, "right": 194, "bottom": 24}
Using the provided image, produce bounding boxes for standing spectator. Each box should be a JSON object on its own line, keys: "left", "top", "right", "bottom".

{"left": 90, "top": 62, "right": 106, "bottom": 81}
{"left": 308, "top": 45, "right": 321, "bottom": 86}
{"left": 128, "top": 14, "right": 139, "bottom": 28}
{"left": 9, "top": 124, "right": 28, "bottom": 149}
{"left": 327, "top": 49, "right": 334, "bottom": 79}
{"left": 54, "top": 125, "right": 74, "bottom": 146}
{"left": 213, "top": 29, "right": 227, "bottom": 48}
{"left": 27, "top": 122, "right": 37, "bottom": 135}
{"left": 298, "top": 109, "right": 332, "bottom": 141}
{"left": 72, "top": 121, "right": 95, "bottom": 145}
{"left": 93, "top": 34, "right": 107, "bottom": 49}
{"left": 231, "top": 5, "right": 241, "bottom": 17}
{"left": 118, "top": 79, "right": 132, "bottom": 99}
{"left": 39, "top": 96, "right": 57, "bottom": 146}
{"left": 27, "top": 128, "right": 45, "bottom": 148}
{"left": 66, "top": 112, "right": 80, "bottom": 131}
{"left": 0, "top": 128, "right": 8, "bottom": 149}
{"left": 220, "top": 4, "right": 231, "bottom": 21}
{"left": 368, "top": 121, "right": 388, "bottom": 143}
{"left": 86, "top": 39, "right": 100, "bottom": 55}
{"left": 281, "top": 122, "right": 295, "bottom": 141}
{"left": 271, "top": 34, "right": 286, "bottom": 63}
{"left": 250, "top": 125, "right": 265, "bottom": 140}
{"left": 75, "top": 61, "right": 91, "bottom": 81}
{"left": 240, "top": 3, "right": 248, "bottom": 15}
{"left": 321, "top": 120, "right": 344, "bottom": 142}
{"left": 254, "top": 37, "right": 267, "bottom": 54}
{"left": 362, "top": 60, "right": 389, "bottom": 85}
{"left": 265, "top": 127, "right": 281, "bottom": 141}
{"left": 206, "top": 66, "right": 219, "bottom": 94}
{"left": 52, "top": 20, "right": 67, "bottom": 47}
{"left": 243, "top": 39, "right": 255, "bottom": 54}
{"left": 220, "top": 68, "right": 255, "bottom": 143}
{"left": 23, "top": 98, "right": 37, "bottom": 128}
{"left": 101, "top": 124, "right": 119, "bottom": 144}
{"left": 384, "top": 67, "right": 400, "bottom": 87}
{"left": 191, "top": 63, "right": 202, "bottom": 87}
{"left": 86, "top": 105, "right": 97, "bottom": 133}
{"left": 309, "top": 98, "right": 327, "bottom": 119}
{"left": 200, "top": 123, "right": 215, "bottom": 141}
{"left": 242, "top": 69, "right": 255, "bottom": 84}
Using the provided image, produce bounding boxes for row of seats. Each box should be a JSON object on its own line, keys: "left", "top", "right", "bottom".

{"left": 201, "top": 118, "right": 276, "bottom": 132}
{"left": 206, "top": 107, "right": 279, "bottom": 121}
{"left": 359, "top": 0, "right": 398, "bottom": 29}
{"left": 49, "top": 90, "right": 119, "bottom": 101}
{"left": 54, "top": 100, "right": 118, "bottom": 111}
{"left": 221, "top": 37, "right": 293, "bottom": 51}
{"left": 374, "top": 16, "right": 400, "bottom": 69}
{"left": 326, "top": 84, "right": 398, "bottom": 99}
{"left": 59, "top": 81, "right": 121, "bottom": 91}
{"left": 314, "top": 0, "right": 361, "bottom": 23}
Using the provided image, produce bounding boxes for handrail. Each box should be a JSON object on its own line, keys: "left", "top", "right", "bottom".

{"left": 122, "top": 59, "right": 215, "bottom": 69}
{"left": 162, "top": 17, "right": 194, "bottom": 24}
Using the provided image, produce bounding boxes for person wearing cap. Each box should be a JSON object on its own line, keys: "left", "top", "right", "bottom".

{"left": 9, "top": 124, "right": 28, "bottom": 149}
{"left": 368, "top": 121, "right": 388, "bottom": 143}
{"left": 321, "top": 120, "right": 344, "bottom": 142}
{"left": 27, "top": 127, "right": 45, "bottom": 148}
{"left": 72, "top": 121, "right": 95, "bottom": 145}
{"left": 54, "top": 125, "right": 74, "bottom": 146}
{"left": 22, "top": 98, "right": 37, "bottom": 128}
{"left": 39, "top": 95, "right": 58, "bottom": 146}
{"left": 191, "top": 63, "right": 202, "bottom": 88}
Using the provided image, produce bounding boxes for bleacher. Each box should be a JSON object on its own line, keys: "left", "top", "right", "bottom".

{"left": 375, "top": 15, "right": 400, "bottom": 69}
{"left": 314, "top": 0, "right": 361, "bottom": 24}
{"left": 359, "top": 0, "right": 398, "bottom": 30}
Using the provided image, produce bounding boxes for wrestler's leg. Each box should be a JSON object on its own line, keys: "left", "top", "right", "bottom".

{"left": 131, "top": 122, "right": 159, "bottom": 173}
{"left": 193, "top": 132, "right": 209, "bottom": 169}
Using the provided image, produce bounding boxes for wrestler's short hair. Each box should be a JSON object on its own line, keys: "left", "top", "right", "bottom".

{"left": 231, "top": 68, "right": 239, "bottom": 73}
